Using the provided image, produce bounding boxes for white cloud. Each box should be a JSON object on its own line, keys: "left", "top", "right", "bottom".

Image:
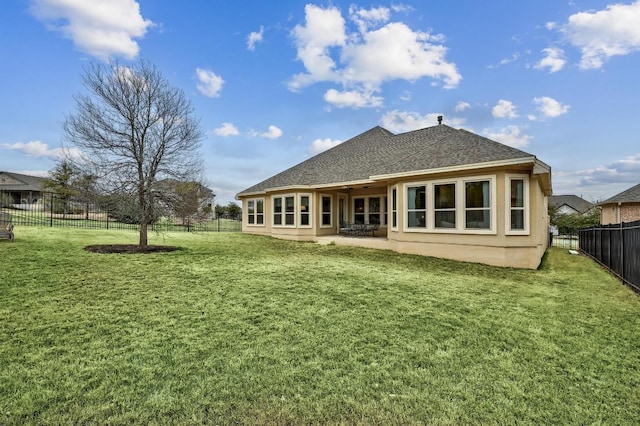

{"left": 247, "top": 26, "right": 264, "bottom": 51}
{"left": 308, "top": 138, "right": 342, "bottom": 155}
{"left": 289, "top": 4, "right": 461, "bottom": 108}
{"left": 349, "top": 5, "right": 390, "bottom": 32}
{"left": 1, "top": 140, "right": 83, "bottom": 161}
{"left": 455, "top": 101, "right": 470, "bottom": 112}
{"left": 251, "top": 125, "right": 283, "bottom": 140}
{"left": 214, "top": 122, "right": 239, "bottom": 137}
{"left": 324, "top": 88, "right": 383, "bottom": 108}
{"left": 576, "top": 154, "right": 640, "bottom": 186}
{"left": 380, "top": 110, "right": 465, "bottom": 133}
{"left": 560, "top": 1, "right": 640, "bottom": 69}
{"left": 493, "top": 52, "right": 521, "bottom": 68}
{"left": 533, "top": 96, "right": 569, "bottom": 118}
{"left": 535, "top": 47, "right": 566, "bottom": 73}
{"left": 289, "top": 4, "right": 346, "bottom": 91}
{"left": 482, "top": 125, "right": 532, "bottom": 148}
{"left": 196, "top": 68, "right": 224, "bottom": 97}
{"left": 29, "top": 0, "right": 153, "bottom": 60}
{"left": 492, "top": 100, "right": 519, "bottom": 119}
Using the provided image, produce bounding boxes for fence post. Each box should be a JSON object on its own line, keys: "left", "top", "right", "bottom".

{"left": 217, "top": 216, "right": 220, "bottom": 232}
{"left": 620, "top": 221, "right": 624, "bottom": 282}
{"left": 608, "top": 225, "right": 611, "bottom": 266}
{"left": 50, "top": 192, "right": 54, "bottom": 227}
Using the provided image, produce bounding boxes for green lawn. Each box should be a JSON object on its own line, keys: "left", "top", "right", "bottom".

{"left": 1, "top": 228, "right": 638, "bottom": 424}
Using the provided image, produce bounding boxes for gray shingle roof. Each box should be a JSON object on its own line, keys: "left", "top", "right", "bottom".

{"left": 0, "top": 171, "right": 47, "bottom": 191}
{"left": 599, "top": 183, "right": 640, "bottom": 205}
{"left": 237, "top": 124, "right": 538, "bottom": 196}
{"left": 548, "top": 195, "right": 594, "bottom": 214}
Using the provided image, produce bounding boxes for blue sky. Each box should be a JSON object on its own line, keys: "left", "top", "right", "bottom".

{"left": 1, "top": 0, "right": 639, "bottom": 205}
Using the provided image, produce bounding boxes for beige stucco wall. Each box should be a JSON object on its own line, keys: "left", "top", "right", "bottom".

{"left": 384, "top": 169, "right": 547, "bottom": 269}
{"left": 239, "top": 166, "right": 549, "bottom": 269}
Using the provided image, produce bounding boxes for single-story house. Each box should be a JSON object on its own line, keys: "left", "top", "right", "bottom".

{"left": 599, "top": 183, "right": 640, "bottom": 224}
{"left": 548, "top": 194, "right": 594, "bottom": 215}
{"left": 0, "top": 171, "right": 47, "bottom": 206}
{"left": 236, "top": 123, "right": 552, "bottom": 269}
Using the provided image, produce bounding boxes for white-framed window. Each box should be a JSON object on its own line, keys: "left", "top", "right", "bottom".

{"left": 321, "top": 195, "right": 332, "bottom": 227}
{"left": 434, "top": 182, "right": 456, "bottom": 229}
{"left": 391, "top": 186, "right": 398, "bottom": 231}
{"left": 505, "top": 174, "right": 529, "bottom": 235}
{"left": 272, "top": 194, "right": 314, "bottom": 228}
{"left": 353, "top": 195, "right": 385, "bottom": 225}
{"left": 464, "top": 180, "right": 491, "bottom": 230}
{"left": 299, "top": 194, "right": 312, "bottom": 228}
{"left": 403, "top": 175, "right": 496, "bottom": 234}
{"left": 407, "top": 185, "right": 427, "bottom": 228}
{"left": 273, "top": 194, "right": 296, "bottom": 227}
{"left": 246, "top": 198, "right": 264, "bottom": 226}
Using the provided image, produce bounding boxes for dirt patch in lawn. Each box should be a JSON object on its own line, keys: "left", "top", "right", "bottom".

{"left": 84, "top": 244, "right": 179, "bottom": 254}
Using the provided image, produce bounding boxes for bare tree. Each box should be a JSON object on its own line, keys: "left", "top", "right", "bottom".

{"left": 64, "top": 60, "right": 204, "bottom": 247}
{"left": 42, "top": 161, "right": 77, "bottom": 219}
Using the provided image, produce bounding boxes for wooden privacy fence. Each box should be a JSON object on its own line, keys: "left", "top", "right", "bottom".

{"left": 579, "top": 220, "right": 640, "bottom": 292}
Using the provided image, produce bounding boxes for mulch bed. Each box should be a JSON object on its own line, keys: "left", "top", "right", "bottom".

{"left": 84, "top": 244, "right": 178, "bottom": 254}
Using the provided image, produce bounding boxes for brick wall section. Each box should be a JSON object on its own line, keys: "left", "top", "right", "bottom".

{"left": 621, "top": 203, "right": 640, "bottom": 223}
{"left": 601, "top": 202, "right": 640, "bottom": 224}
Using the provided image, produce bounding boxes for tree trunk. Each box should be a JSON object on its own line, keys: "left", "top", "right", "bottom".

{"left": 139, "top": 221, "right": 148, "bottom": 248}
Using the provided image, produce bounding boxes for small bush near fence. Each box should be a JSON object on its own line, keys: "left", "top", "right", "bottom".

{"left": 0, "top": 190, "right": 241, "bottom": 232}
{"left": 579, "top": 220, "right": 640, "bottom": 293}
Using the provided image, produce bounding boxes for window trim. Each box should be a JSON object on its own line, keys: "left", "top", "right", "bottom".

{"left": 391, "top": 186, "right": 398, "bottom": 232}
{"left": 272, "top": 194, "right": 297, "bottom": 228}
{"left": 406, "top": 184, "right": 427, "bottom": 229}
{"left": 246, "top": 197, "right": 265, "bottom": 227}
{"left": 433, "top": 181, "right": 457, "bottom": 230}
{"left": 402, "top": 175, "right": 497, "bottom": 234}
{"left": 299, "top": 193, "right": 312, "bottom": 228}
{"left": 353, "top": 194, "right": 386, "bottom": 226}
{"left": 463, "top": 178, "right": 495, "bottom": 232}
{"left": 505, "top": 174, "right": 530, "bottom": 235}
{"left": 320, "top": 194, "right": 333, "bottom": 228}
{"left": 272, "top": 193, "right": 315, "bottom": 228}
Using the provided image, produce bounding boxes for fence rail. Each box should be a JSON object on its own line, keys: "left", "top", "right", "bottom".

{"left": 579, "top": 220, "right": 640, "bottom": 293}
{"left": 1, "top": 189, "right": 241, "bottom": 232}
{"left": 550, "top": 233, "right": 579, "bottom": 250}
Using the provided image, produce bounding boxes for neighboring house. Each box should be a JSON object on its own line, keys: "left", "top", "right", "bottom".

{"left": 599, "top": 183, "right": 640, "bottom": 224}
{"left": 548, "top": 195, "right": 594, "bottom": 215}
{"left": 236, "top": 124, "right": 552, "bottom": 269}
{"left": 0, "top": 171, "right": 47, "bottom": 206}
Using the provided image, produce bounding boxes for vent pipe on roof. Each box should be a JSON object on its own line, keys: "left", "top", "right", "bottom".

{"left": 437, "top": 115, "right": 443, "bottom": 125}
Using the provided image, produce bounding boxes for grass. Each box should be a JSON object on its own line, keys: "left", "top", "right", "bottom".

{"left": 1, "top": 228, "right": 639, "bottom": 424}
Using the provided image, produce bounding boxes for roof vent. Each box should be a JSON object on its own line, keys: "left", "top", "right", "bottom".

{"left": 437, "top": 115, "right": 443, "bottom": 125}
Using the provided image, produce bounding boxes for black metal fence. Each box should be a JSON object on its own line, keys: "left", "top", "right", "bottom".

{"left": 579, "top": 220, "right": 640, "bottom": 293}
{"left": 0, "top": 190, "right": 241, "bottom": 232}
{"left": 550, "top": 233, "right": 580, "bottom": 250}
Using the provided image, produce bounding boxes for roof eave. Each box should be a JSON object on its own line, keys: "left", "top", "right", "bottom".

{"left": 370, "top": 157, "right": 539, "bottom": 181}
